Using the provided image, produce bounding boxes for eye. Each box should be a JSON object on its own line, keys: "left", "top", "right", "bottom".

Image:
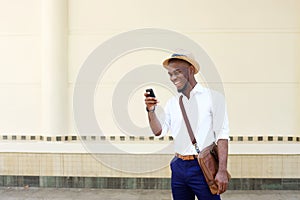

{"left": 168, "top": 69, "right": 183, "bottom": 78}
{"left": 174, "top": 70, "right": 181, "bottom": 76}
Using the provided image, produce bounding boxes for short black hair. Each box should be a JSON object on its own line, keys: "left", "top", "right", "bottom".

{"left": 168, "top": 58, "right": 192, "bottom": 66}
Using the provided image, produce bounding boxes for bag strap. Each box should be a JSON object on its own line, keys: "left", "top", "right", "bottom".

{"left": 179, "top": 95, "right": 200, "bottom": 153}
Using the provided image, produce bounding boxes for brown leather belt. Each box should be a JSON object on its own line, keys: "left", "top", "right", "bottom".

{"left": 175, "top": 153, "right": 197, "bottom": 161}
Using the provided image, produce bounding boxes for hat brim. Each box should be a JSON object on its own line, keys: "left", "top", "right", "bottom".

{"left": 162, "top": 55, "right": 200, "bottom": 74}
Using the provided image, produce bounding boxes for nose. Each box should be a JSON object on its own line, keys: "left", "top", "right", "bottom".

{"left": 170, "top": 73, "right": 177, "bottom": 82}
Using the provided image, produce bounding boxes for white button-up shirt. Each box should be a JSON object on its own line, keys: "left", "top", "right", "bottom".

{"left": 160, "top": 83, "right": 230, "bottom": 155}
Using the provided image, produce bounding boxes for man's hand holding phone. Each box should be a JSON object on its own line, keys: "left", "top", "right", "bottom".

{"left": 144, "top": 88, "right": 158, "bottom": 112}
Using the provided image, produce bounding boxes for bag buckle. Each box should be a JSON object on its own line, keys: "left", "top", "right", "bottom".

{"left": 193, "top": 143, "right": 200, "bottom": 154}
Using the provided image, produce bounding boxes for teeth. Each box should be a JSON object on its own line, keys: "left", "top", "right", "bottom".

{"left": 175, "top": 82, "right": 180, "bottom": 85}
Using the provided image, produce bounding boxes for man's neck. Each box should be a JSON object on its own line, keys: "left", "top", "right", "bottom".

{"left": 182, "top": 82, "right": 197, "bottom": 99}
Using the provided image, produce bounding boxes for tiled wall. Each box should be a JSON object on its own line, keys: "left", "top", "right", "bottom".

{"left": 1, "top": 135, "right": 299, "bottom": 189}
{"left": 1, "top": 152, "right": 300, "bottom": 179}
{"left": 0, "top": 152, "right": 172, "bottom": 178}
{"left": 1, "top": 135, "right": 300, "bottom": 178}
{"left": 0, "top": 176, "right": 299, "bottom": 190}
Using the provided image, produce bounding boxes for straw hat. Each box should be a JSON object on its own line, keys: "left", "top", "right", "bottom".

{"left": 162, "top": 50, "right": 200, "bottom": 74}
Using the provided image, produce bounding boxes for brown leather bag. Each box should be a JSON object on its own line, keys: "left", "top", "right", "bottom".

{"left": 179, "top": 95, "right": 230, "bottom": 194}
{"left": 198, "top": 143, "right": 231, "bottom": 194}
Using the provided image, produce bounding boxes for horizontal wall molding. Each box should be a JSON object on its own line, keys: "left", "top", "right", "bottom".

{"left": 0, "top": 82, "right": 298, "bottom": 87}
{"left": 5, "top": 28, "right": 300, "bottom": 37}
{"left": 68, "top": 28, "right": 300, "bottom": 36}
{"left": 0, "top": 33, "right": 40, "bottom": 37}
{"left": 68, "top": 82, "right": 300, "bottom": 85}
{"left": 3, "top": 28, "right": 299, "bottom": 37}
{"left": 0, "top": 176, "right": 299, "bottom": 190}
{"left": 0, "top": 134, "right": 299, "bottom": 143}
{"left": 1, "top": 135, "right": 299, "bottom": 154}
{"left": 0, "top": 83, "right": 41, "bottom": 87}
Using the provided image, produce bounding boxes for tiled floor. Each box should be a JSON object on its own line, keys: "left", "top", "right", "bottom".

{"left": 0, "top": 188, "right": 299, "bottom": 200}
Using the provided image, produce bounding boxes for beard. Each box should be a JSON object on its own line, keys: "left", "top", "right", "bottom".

{"left": 177, "top": 81, "right": 189, "bottom": 93}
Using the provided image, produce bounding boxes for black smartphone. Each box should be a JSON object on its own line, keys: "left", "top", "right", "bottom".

{"left": 146, "top": 88, "right": 156, "bottom": 98}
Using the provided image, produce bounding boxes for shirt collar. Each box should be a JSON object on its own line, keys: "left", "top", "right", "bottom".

{"left": 179, "top": 83, "right": 204, "bottom": 99}
{"left": 191, "top": 83, "right": 204, "bottom": 94}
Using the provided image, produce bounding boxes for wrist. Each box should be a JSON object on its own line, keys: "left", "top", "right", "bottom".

{"left": 146, "top": 106, "right": 155, "bottom": 112}
{"left": 217, "top": 168, "right": 227, "bottom": 173}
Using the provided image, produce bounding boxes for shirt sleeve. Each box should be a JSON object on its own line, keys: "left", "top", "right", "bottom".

{"left": 155, "top": 99, "right": 171, "bottom": 138}
{"left": 211, "top": 91, "right": 230, "bottom": 141}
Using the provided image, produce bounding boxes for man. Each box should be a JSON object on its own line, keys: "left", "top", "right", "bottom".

{"left": 144, "top": 51, "right": 230, "bottom": 200}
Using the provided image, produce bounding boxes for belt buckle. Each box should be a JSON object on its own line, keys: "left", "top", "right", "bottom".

{"left": 177, "top": 154, "right": 196, "bottom": 161}
{"left": 181, "top": 156, "right": 189, "bottom": 160}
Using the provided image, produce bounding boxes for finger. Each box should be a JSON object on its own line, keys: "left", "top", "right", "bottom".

{"left": 216, "top": 180, "right": 225, "bottom": 194}
{"left": 218, "top": 184, "right": 227, "bottom": 194}
{"left": 145, "top": 102, "right": 157, "bottom": 106}
{"left": 145, "top": 98, "right": 158, "bottom": 103}
{"left": 145, "top": 96, "right": 156, "bottom": 100}
{"left": 217, "top": 186, "right": 222, "bottom": 195}
{"left": 216, "top": 180, "right": 221, "bottom": 195}
{"left": 145, "top": 99, "right": 157, "bottom": 103}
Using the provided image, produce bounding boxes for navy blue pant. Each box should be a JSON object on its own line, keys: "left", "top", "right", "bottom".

{"left": 170, "top": 156, "right": 221, "bottom": 200}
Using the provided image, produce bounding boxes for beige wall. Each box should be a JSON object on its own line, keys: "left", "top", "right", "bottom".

{"left": 0, "top": 0, "right": 41, "bottom": 134}
{"left": 0, "top": 0, "right": 299, "bottom": 137}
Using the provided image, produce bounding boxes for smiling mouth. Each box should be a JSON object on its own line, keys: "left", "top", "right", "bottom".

{"left": 174, "top": 81, "right": 181, "bottom": 86}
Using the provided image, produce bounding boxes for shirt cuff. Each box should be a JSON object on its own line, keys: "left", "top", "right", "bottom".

{"left": 215, "top": 130, "right": 230, "bottom": 142}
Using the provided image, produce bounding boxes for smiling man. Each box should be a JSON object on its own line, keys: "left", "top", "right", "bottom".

{"left": 144, "top": 50, "right": 230, "bottom": 200}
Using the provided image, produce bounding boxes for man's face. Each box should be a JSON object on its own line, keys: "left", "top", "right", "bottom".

{"left": 166, "top": 59, "right": 192, "bottom": 93}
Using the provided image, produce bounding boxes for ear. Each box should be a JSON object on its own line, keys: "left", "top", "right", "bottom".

{"left": 189, "top": 66, "right": 194, "bottom": 75}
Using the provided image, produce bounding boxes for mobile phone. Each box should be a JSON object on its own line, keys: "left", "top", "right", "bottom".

{"left": 146, "top": 88, "right": 156, "bottom": 98}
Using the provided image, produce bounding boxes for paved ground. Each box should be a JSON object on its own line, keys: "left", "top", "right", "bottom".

{"left": 0, "top": 187, "right": 299, "bottom": 200}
